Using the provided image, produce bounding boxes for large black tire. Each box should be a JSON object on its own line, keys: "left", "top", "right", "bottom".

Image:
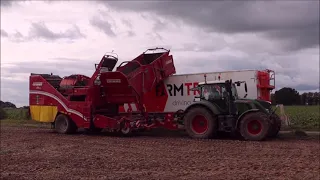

{"left": 184, "top": 107, "right": 217, "bottom": 139}
{"left": 268, "top": 114, "right": 281, "bottom": 138}
{"left": 54, "top": 114, "right": 78, "bottom": 134}
{"left": 239, "top": 112, "right": 270, "bottom": 141}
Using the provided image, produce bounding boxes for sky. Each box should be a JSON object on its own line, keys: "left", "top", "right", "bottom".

{"left": 1, "top": 0, "right": 319, "bottom": 107}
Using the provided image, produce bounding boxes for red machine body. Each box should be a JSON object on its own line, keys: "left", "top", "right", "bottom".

{"left": 29, "top": 48, "right": 177, "bottom": 132}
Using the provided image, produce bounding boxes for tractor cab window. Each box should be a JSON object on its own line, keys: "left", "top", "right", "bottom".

{"left": 231, "top": 84, "right": 239, "bottom": 99}
{"left": 202, "top": 84, "right": 226, "bottom": 100}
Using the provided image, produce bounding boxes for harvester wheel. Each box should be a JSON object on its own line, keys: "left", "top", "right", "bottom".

{"left": 119, "top": 121, "right": 132, "bottom": 136}
{"left": 120, "top": 127, "right": 132, "bottom": 135}
{"left": 54, "top": 114, "right": 77, "bottom": 134}
{"left": 268, "top": 114, "right": 281, "bottom": 138}
{"left": 239, "top": 112, "right": 270, "bottom": 141}
{"left": 184, "top": 107, "right": 217, "bottom": 139}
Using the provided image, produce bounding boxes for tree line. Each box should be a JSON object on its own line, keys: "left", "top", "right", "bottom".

{"left": 271, "top": 87, "right": 320, "bottom": 106}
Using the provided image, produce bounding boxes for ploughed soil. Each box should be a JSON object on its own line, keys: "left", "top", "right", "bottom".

{"left": 1, "top": 125, "right": 319, "bottom": 180}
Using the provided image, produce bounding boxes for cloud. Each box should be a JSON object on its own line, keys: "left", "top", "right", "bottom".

{"left": 89, "top": 15, "right": 117, "bottom": 37}
{"left": 121, "top": 19, "right": 132, "bottom": 28}
{"left": 3, "top": 58, "right": 97, "bottom": 77}
{"left": 0, "top": 0, "right": 13, "bottom": 7}
{"left": 104, "top": 1, "right": 320, "bottom": 52}
{"left": 1, "top": 29, "right": 8, "bottom": 37}
{"left": 127, "top": 31, "right": 135, "bottom": 37}
{"left": 0, "top": 0, "right": 55, "bottom": 8}
{"left": 4, "top": 22, "right": 86, "bottom": 42}
{"left": 28, "top": 22, "right": 86, "bottom": 41}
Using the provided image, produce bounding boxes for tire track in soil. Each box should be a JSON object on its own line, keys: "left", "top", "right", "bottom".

{"left": 1, "top": 126, "right": 319, "bottom": 180}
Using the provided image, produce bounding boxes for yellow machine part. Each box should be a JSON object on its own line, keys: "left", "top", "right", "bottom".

{"left": 30, "top": 105, "right": 58, "bottom": 123}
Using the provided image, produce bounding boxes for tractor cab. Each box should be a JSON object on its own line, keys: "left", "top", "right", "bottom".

{"left": 193, "top": 80, "right": 231, "bottom": 113}
{"left": 192, "top": 79, "right": 248, "bottom": 114}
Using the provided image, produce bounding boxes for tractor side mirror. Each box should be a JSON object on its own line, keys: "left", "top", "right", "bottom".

{"left": 243, "top": 83, "right": 248, "bottom": 98}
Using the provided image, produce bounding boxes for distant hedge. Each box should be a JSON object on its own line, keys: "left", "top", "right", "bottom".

{"left": 1, "top": 108, "right": 30, "bottom": 120}
{"left": 0, "top": 108, "right": 7, "bottom": 120}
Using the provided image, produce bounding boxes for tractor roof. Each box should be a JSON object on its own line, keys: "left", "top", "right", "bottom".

{"left": 198, "top": 80, "right": 226, "bottom": 85}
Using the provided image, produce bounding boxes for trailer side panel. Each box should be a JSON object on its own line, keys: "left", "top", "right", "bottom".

{"left": 163, "top": 70, "right": 258, "bottom": 112}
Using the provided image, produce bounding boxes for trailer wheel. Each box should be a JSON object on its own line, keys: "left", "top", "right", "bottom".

{"left": 54, "top": 114, "right": 77, "bottom": 134}
{"left": 239, "top": 112, "right": 270, "bottom": 141}
{"left": 184, "top": 107, "right": 217, "bottom": 139}
{"left": 268, "top": 114, "right": 281, "bottom": 138}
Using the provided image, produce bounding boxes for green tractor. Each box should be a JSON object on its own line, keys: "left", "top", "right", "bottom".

{"left": 182, "top": 79, "right": 281, "bottom": 141}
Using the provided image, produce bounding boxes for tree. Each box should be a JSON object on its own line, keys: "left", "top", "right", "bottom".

{"left": 301, "top": 93, "right": 308, "bottom": 105}
{"left": 307, "top": 92, "right": 314, "bottom": 105}
{"left": 314, "top": 92, "right": 320, "bottom": 105}
{"left": 275, "top": 87, "right": 300, "bottom": 105}
{"left": 0, "top": 100, "right": 16, "bottom": 108}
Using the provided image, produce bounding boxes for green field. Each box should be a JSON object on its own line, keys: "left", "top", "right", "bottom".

{"left": 1, "top": 108, "right": 30, "bottom": 120}
{"left": 274, "top": 105, "right": 319, "bottom": 131}
{"left": 1, "top": 105, "right": 319, "bottom": 131}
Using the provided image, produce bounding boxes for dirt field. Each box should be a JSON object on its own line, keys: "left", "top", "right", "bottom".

{"left": 1, "top": 126, "right": 319, "bottom": 180}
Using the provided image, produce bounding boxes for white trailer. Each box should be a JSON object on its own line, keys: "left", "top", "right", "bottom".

{"left": 163, "top": 69, "right": 275, "bottom": 112}
{"left": 119, "top": 69, "right": 275, "bottom": 113}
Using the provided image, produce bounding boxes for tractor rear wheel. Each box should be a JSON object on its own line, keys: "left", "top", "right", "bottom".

{"left": 184, "top": 107, "right": 217, "bottom": 139}
{"left": 54, "top": 114, "right": 78, "bottom": 134}
{"left": 268, "top": 114, "right": 281, "bottom": 138}
{"left": 239, "top": 112, "right": 270, "bottom": 141}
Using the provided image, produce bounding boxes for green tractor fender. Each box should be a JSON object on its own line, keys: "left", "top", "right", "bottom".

{"left": 183, "top": 101, "right": 220, "bottom": 119}
{"left": 235, "top": 109, "right": 273, "bottom": 129}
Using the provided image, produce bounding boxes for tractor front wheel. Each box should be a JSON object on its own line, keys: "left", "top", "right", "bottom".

{"left": 54, "top": 114, "right": 78, "bottom": 134}
{"left": 239, "top": 112, "right": 270, "bottom": 141}
{"left": 184, "top": 107, "right": 217, "bottom": 139}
